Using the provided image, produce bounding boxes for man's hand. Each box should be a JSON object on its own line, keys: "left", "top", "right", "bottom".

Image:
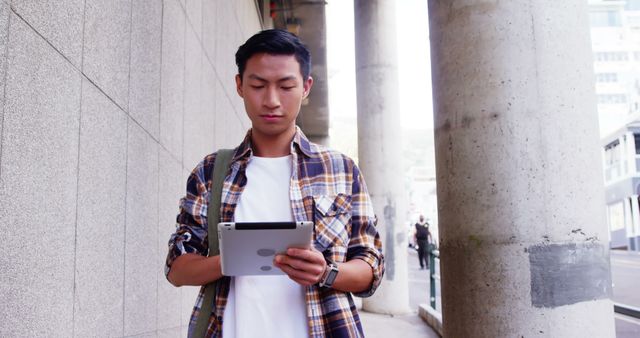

{"left": 273, "top": 247, "right": 326, "bottom": 286}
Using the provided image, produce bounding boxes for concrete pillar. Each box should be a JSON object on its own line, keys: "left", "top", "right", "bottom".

{"left": 428, "top": 1, "right": 615, "bottom": 337}
{"left": 354, "top": 0, "right": 410, "bottom": 314}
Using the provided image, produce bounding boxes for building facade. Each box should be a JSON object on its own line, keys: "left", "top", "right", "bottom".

{"left": 589, "top": 0, "right": 640, "bottom": 135}
{"left": 602, "top": 122, "right": 640, "bottom": 250}
{"left": 591, "top": 0, "right": 640, "bottom": 251}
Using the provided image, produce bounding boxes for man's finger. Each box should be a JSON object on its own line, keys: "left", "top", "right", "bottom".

{"left": 275, "top": 255, "right": 324, "bottom": 276}
{"left": 286, "top": 248, "right": 325, "bottom": 264}
{"left": 275, "top": 262, "right": 319, "bottom": 284}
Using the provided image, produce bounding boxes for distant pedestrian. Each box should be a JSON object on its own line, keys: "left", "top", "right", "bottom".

{"left": 414, "top": 215, "right": 431, "bottom": 270}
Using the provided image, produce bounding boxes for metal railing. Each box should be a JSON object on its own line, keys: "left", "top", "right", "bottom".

{"left": 615, "top": 303, "right": 640, "bottom": 319}
{"left": 429, "top": 247, "right": 440, "bottom": 310}
{"left": 425, "top": 248, "right": 640, "bottom": 322}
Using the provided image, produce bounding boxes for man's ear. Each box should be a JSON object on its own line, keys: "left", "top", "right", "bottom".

{"left": 302, "top": 76, "right": 314, "bottom": 99}
{"left": 235, "top": 74, "right": 243, "bottom": 98}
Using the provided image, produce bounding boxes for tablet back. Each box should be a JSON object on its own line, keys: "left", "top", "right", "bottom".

{"left": 217, "top": 221, "right": 313, "bottom": 276}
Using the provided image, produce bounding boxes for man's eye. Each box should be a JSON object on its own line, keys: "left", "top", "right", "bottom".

{"left": 282, "top": 86, "right": 295, "bottom": 90}
{"left": 250, "top": 85, "right": 264, "bottom": 89}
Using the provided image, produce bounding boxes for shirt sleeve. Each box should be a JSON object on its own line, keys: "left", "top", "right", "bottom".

{"left": 346, "top": 164, "right": 385, "bottom": 297}
{"left": 164, "top": 159, "right": 211, "bottom": 278}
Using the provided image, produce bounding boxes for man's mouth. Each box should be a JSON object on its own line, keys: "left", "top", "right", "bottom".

{"left": 261, "top": 114, "right": 283, "bottom": 120}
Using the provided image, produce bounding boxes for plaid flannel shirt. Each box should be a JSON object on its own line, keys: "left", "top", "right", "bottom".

{"left": 165, "top": 127, "right": 384, "bottom": 337}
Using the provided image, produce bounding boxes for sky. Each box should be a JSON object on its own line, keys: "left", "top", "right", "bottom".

{"left": 325, "top": 0, "right": 433, "bottom": 134}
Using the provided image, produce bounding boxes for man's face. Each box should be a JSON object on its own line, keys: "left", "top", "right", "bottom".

{"left": 236, "top": 53, "right": 313, "bottom": 142}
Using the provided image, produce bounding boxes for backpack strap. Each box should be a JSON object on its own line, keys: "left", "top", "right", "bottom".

{"left": 193, "top": 149, "right": 234, "bottom": 337}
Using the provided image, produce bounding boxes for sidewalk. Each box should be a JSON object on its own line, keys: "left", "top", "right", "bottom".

{"left": 359, "top": 248, "right": 440, "bottom": 338}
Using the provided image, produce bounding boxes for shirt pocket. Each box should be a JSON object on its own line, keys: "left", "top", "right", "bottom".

{"left": 313, "top": 194, "right": 352, "bottom": 257}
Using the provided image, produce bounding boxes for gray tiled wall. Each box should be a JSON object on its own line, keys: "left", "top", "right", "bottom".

{"left": 11, "top": 0, "right": 84, "bottom": 67}
{"left": 0, "top": 0, "right": 261, "bottom": 336}
{"left": 83, "top": 0, "right": 132, "bottom": 110}
{"left": 129, "top": 0, "right": 162, "bottom": 140}
{"left": 185, "top": 0, "right": 202, "bottom": 39}
{"left": 160, "top": 0, "right": 185, "bottom": 162}
{"left": 124, "top": 119, "right": 159, "bottom": 336}
{"left": 0, "top": 1, "right": 10, "bottom": 111}
{"left": 0, "top": 12, "right": 81, "bottom": 336}
{"left": 74, "top": 77, "right": 128, "bottom": 337}
{"left": 158, "top": 148, "right": 183, "bottom": 330}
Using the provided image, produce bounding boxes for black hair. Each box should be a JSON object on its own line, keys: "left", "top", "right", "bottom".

{"left": 235, "top": 29, "right": 311, "bottom": 81}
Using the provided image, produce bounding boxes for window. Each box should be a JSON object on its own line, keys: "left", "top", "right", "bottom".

{"left": 594, "top": 52, "right": 629, "bottom": 62}
{"left": 635, "top": 134, "right": 640, "bottom": 155}
{"left": 605, "top": 140, "right": 621, "bottom": 166}
{"left": 608, "top": 202, "right": 625, "bottom": 231}
{"left": 598, "top": 94, "right": 628, "bottom": 104}
{"left": 590, "top": 10, "right": 623, "bottom": 27}
{"left": 630, "top": 198, "right": 638, "bottom": 234}
{"left": 596, "top": 72, "right": 618, "bottom": 83}
{"left": 605, "top": 140, "right": 624, "bottom": 181}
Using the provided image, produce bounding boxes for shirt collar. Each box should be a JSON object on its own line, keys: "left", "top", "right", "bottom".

{"left": 231, "top": 126, "right": 317, "bottom": 162}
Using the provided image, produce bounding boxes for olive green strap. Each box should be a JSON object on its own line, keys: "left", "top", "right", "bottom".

{"left": 193, "top": 149, "right": 233, "bottom": 338}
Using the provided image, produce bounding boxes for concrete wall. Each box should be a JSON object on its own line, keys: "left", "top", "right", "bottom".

{"left": 0, "top": 0, "right": 261, "bottom": 336}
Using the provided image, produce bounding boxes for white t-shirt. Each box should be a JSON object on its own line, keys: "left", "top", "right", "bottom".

{"left": 222, "top": 155, "right": 309, "bottom": 338}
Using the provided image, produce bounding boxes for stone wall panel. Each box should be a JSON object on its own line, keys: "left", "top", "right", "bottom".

{"left": 0, "top": 14, "right": 81, "bottom": 337}
{"left": 160, "top": 0, "right": 185, "bottom": 161}
{"left": 74, "top": 78, "right": 127, "bottom": 337}
{"left": 11, "top": 0, "right": 84, "bottom": 67}
{"left": 129, "top": 0, "right": 162, "bottom": 139}
{"left": 124, "top": 121, "right": 159, "bottom": 335}
{"left": 83, "top": 0, "right": 132, "bottom": 109}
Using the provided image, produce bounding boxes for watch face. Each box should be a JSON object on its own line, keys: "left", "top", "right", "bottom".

{"left": 326, "top": 270, "right": 338, "bottom": 285}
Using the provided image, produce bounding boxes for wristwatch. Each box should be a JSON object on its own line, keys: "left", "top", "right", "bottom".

{"left": 319, "top": 260, "right": 339, "bottom": 288}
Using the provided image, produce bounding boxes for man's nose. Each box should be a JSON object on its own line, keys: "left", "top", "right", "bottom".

{"left": 263, "top": 86, "right": 280, "bottom": 108}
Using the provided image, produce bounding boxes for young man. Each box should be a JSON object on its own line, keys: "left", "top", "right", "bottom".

{"left": 165, "top": 29, "right": 384, "bottom": 337}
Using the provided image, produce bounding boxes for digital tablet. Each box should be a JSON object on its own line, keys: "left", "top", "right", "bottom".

{"left": 217, "top": 221, "right": 313, "bottom": 276}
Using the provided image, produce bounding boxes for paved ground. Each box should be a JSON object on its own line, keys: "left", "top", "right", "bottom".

{"left": 611, "top": 249, "right": 640, "bottom": 307}
{"left": 359, "top": 248, "right": 440, "bottom": 337}
{"left": 615, "top": 313, "right": 640, "bottom": 338}
{"left": 360, "top": 310, "right": 439, "bottom": 338}
{"left": 611, "top": 250, "right": 640, "bottom": 337}
{"left": 359, "top": 248, "right": 640, "bottom": 337}
{"left": 406, "top": 247, "right": 441, "bottom": 311}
